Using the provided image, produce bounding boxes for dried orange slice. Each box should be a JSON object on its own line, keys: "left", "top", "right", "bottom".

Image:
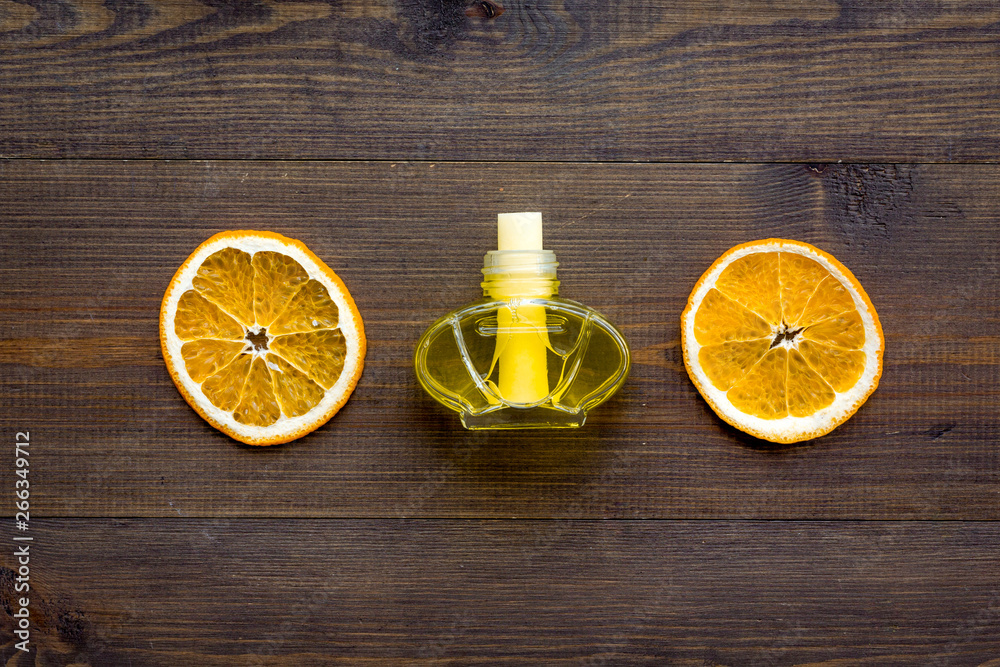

{"left": 160, "top": 231, "right": 365, "bottom": 445}
{"left": 681, "top": 239, "right": 883, "bottom": 443}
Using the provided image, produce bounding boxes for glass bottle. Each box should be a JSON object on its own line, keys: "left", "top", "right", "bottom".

{"left": 414, "top": 212, "right": 630, "bottom": 429}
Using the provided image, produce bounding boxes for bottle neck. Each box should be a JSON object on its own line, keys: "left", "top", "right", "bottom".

{"left": 481, "top": 250, "right": 559, "bottom": 299}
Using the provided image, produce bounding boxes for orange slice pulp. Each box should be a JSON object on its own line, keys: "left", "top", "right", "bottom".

{"left": 681, "top": 239, "right": 883, "bottom": 443}
{"left": 160, "top": 231, "right": 365, "bottom": 445}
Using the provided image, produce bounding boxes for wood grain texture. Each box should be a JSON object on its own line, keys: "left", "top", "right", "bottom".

{"left": 2, "top": 0, "right": 1000, "bottom": 161}
{"left": 2, "top": 519, "right": 999, "bottom": 665}
{"left": 1, "top": 160, "right": 997, "bottom": 520}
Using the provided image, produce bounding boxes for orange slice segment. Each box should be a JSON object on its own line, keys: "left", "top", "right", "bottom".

{"left": 779, "top": 253, "right": 830, "bottom": 325}
{"left": 797, "top": 340, "right": 866, "bottom": 393}
{"left": 802, "top": 310, "right": 866, "bottom": 349}
{"left": 192, "top": 247, "right": 256, "bottom": 326}
{"left": 266, "top": 353, "right": 326, "bottom": 418}
{"left": 180, "top": 339, "right": 246, "bottom": 383}
{"left": 233, "top": 357, "right": 282, "bottom": 427}
{"left": 694, "top": 289, "right": 773, "bottom": 345}
{"left": 160, "top": 231, "right": 366, "bottom": 445}
{"left": 797, "top": 275, "right": 857, "bottom": 328}
{"left": 698, "top": 338, "right": 771, "bottom": 391}
{"left": 269, "top": 329, "right": 347, "bottom": 390}
{"left": 201, "top": 354, "right": 253, "bottom": 411}
{"left": 728, "top": 347, "right": 788, "bottom": 420}
{"left": 174, "top": 290, "right": 245, "bottom": 341}
{"left": 269, "top": 279, "right": 340, "bottom": 335}
{"left": 787, "top": 349, "right": 836, "bottom": 418}
{"left": 681, "top": 239, "right": 883, "bottom": 443}
{"left": 714, "top": 251, "right": 782, "bottom": 325}
{"left": 252, "top": 250, "right": 310, "bottom": 327}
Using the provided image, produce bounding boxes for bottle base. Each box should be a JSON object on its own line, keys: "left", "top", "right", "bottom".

{"left": 459, "top": 406, "right": 586, "bottom": 430}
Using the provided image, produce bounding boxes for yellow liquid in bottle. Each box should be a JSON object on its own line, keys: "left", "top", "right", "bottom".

{"left": 496, "top": 301, "right": 550, "bottom": 404}
{"left": 415, "top": 297, "right": 630, "bottom": 429}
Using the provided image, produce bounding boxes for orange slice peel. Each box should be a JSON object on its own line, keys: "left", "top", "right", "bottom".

{"left": 160, "top": 231, "right": 365, "bottom": 445}
{"left": 681, "top": 239, "right": 883, "bottom": 444}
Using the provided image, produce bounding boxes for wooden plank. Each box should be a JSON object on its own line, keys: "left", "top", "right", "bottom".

{"left": 1, "top": 1, "right": 999, "bottom": 161}
{"left": 0, "top": 160, "right": 998, "bottom": 519}
{"left": 2, "top": 519, "right": 998, "bottom": 664}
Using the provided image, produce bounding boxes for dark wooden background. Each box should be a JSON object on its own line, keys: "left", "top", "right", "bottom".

{"left": 1, "top": 1, "right": 999, "bottom": 665}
